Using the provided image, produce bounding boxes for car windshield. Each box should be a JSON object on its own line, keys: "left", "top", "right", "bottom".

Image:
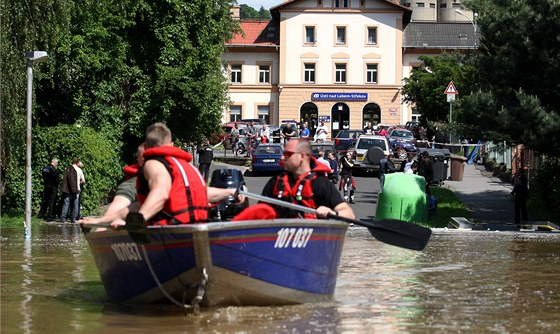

{"left": 257, "top": 146, "right": 282, "bottom": 155}
{"left": 391, "top": 130, "right": 413, "bottom": 138}
{"left": 357, "top": 138, "right": 387, "bottom": 150}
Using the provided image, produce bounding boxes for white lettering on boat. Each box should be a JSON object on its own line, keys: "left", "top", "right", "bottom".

{"left": 274, "top": 228, "right": 313, "bottom": 248}
{"left": 111, "top": 243, "right": 142, "bottom": 261}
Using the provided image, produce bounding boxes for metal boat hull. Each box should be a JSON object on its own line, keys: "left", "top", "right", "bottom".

{"left": 85, "top": 219, "right": 347, "bottom": 307}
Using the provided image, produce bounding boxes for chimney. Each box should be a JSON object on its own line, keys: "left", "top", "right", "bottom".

{"left": 231, "top": 6, "right": 240, "bottom": 20}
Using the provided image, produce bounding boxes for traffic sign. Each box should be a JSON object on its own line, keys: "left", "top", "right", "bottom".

{"left": 444, "top": 81, "right": 458, "bottom": 95}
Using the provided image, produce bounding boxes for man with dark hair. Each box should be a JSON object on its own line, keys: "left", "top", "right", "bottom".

{"left": 262, "top": 138, "right": 355, "bottom": 219}
{"left": 418, "top": 150, "right": 434, "bottom": 195}
{"left": 197, "top": 140, "right": 214, "bottom": 182}
{"left": 38, "top": 158, "right": 60, "bottom": 220}
{"left": 60, "top": 158, "right": 81, "bottom": 223}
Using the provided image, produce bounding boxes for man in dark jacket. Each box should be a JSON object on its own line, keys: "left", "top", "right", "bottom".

{"left": 38, "top": 158, "right": 60, "bottom": 220}
{"left": 418, "top": 151, "right": 434, "bottom": 195}
{"left": 59, "top": 158, "right": 80, "bottom": 223}
{"left": 198, "top": 140, "right": 214, "bottom": 182}
{"left": 379, "top": 153, "right": 397, "bottom": 191}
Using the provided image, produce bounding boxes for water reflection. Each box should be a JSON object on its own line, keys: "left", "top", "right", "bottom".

{"left": 2, "top": 225, "right": 560, "bottom": 333}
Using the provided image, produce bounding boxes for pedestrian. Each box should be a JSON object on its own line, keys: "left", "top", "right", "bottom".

{"left": 245, "top": 121, "right": 257, "bottom": 157}
{"left": 316, "top": 150, "right": 331, "bottom": 170}
{"left": 198, "top": 140, "right": 214, "bottom": 182}
{"left": 328, "top": 151, "right": 339, "bottom": 184}
{"left": 363, "top": 121, "right": 373, "bottom": 135}
{"left": 230, "top": 123, "right": 240, "bottom": 156}
{"left": 76, "top": 160, "right": 86, "bottom": 219}
{"left": 38, "top": 158, "right": 60, "bottom": 220}
{"left": 339, "top": 151, "right": 356, "bottom": 203}
{"left": 314, "top": 121, "right": 328, "bottom": 142}
{"left": 399, "top": 153, "right": 416, "bottom": 173}
{"left": 281, "top": 123, "right": 297, "bottom": 145}
{"left": 99, "top": 123, "right": 239, "bottom": 229}
{"left": 299, "top": 123, "right": 310, "bottom": 139}
{"left": 417, "top": 150, "right": 433, "bottom": 195}
{"left": 261, "top": 138, "right": 355, "bottom": 219}
{"left": 59, "top": 158, "right": 81, "bottom": 223}
{"left": 377, "top": 125, "right": 387, "bottom": 136}
{"left": 378, "top": 152, "right": 396, "bottom": 191}
{"left": 260, "top": 123, "right": 270, "bottom": 143}
{"left": 511, "top": 169, "right": 529, "bottom": 225}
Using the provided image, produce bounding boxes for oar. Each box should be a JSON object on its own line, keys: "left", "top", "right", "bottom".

{"left": 80, "top": 212, "right": 150, "bottom": 244}
{"left": 239, "top": 190, "right": 432, "bottom": 251}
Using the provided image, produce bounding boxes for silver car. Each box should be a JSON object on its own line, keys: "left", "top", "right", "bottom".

{"left": 351, "top": 135, "right": 391, "bottom": 172}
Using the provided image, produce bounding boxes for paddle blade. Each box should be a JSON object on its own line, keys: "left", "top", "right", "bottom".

{"left": 368, "top": 219, "right": 432, "bottom": 251}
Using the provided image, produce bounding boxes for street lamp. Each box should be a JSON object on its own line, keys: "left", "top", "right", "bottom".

{"left": 24, "top": 51, "right": 48, "bottom": 238}
{"left": 455, "top": 9, "right": 478, "bottom": 49}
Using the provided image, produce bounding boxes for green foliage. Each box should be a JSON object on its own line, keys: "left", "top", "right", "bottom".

{"left": 239, "top": 4, "right": 270, "bottom": 20}
{"left": 462, "top": 0, "right": 560, "bottom": 156}
{"left": 427, "top": 187, "right": 471, "bottom": 228}
{"left": 529, "top": 156, "right": 560, "bottom": 224}
{"left": 401, "top": 53, "right": 479, "bottom": 136}
{"left": 1, "top": 125, "right": 122, "bottom": 216}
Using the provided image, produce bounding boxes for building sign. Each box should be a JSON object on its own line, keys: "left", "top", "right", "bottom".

{"left": 319, "top": 115, "right": 331, "bottom": 122}
{"left": 311, "top": 92, "right": 368, "bottom": 101}
{"left": 389, "top": 108, "right": 397, "bottom": 116}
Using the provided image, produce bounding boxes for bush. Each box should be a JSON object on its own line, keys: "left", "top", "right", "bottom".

{"left": 529, "top": 156, "right": 560, "bottom": 223}
{"left": 2, "top": 125, "right": 122, "bottom": 216}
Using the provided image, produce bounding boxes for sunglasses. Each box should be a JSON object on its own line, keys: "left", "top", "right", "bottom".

{"left": 283, "top": 150, "right": 303, "bottom": 159}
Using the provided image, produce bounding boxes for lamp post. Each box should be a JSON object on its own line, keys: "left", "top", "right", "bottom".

{"left": 455, "top": 10, "right": 478, "bottom": 49}
{"left": 24, "top": 51, "right": 48, "bottom": 238}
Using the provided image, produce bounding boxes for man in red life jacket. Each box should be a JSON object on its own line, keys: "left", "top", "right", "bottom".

{"left": 261, "top": 138, "right": 355, "bottom": 219}
{"left": 88, "top": 123, "right": 239, "bottom": 229}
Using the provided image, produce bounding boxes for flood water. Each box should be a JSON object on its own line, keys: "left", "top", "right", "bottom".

{"left": 2, "top": 223, "right": 560, "bottom": 333}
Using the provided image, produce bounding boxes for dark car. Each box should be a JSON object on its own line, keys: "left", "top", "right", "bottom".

{"left": 251, "top": 144, "right": 284, "bottom": 175}
{"left": 387, "top": 128, "right": 418, "bottom": 159}
{"left": 334, "top": 129, "right": 363, "bottom": 152}
{"left": 310, "top": 142, "right": 336, "bottom": 159}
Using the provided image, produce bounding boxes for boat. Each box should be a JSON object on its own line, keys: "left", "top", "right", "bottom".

{"left": 84, "top": 219, "right": 348, "bottom": 308}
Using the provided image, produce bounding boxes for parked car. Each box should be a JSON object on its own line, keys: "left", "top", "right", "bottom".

{"left": 273, "top": 123, "right": 299, "bottom": 143}
{"left": 251, "top": 144, "right": 284, "bottom": 175}
{"left": 387, "top": 128, "right": 418, "bottom": 159}
{"left": 334, "top": 129, "right": 363, "bottom": 153}
{"left": 310, "top": 142, "right": 336, "bottom": 159}
{"left": 351, "top": 135, "right": 391, "bottom": 172}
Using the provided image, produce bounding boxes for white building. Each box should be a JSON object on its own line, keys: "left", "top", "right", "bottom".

{"left": 223, "top": 0, "right": 477, "bottom": 138}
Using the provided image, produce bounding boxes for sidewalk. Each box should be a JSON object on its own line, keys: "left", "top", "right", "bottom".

{"left": 444, "top": 163, "right": 516, "bottom": 223}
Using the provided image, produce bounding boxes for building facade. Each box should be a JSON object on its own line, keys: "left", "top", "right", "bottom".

{"left": 223, "top": 0, "right": 476, "bottom": 138}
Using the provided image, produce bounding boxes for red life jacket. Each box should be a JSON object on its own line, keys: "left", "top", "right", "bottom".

{"left": 123, "top": 164, "right": 139, "bottom": 180}
{"left": 271, "top": 157, "right": 332, "bottom": 219}
{"left": 137, "top": 146, "right": 208, "bottom": 225}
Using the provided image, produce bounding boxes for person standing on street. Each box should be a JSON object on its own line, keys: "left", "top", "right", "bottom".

{"left": 198, "top": 140, "right": 214, "bottom": 182}
{"left": 511, "top": 168, "right": 529, "bottom": 225}
{"left": 378, "top": 153, "right": 396, "bottom": 191}
{"left": 75, "top": 160, "right": 86, "bottom": 219}
{"left": 417, "top": 151, "right": 433, "bottom": 195}
{"left": 38, "top": 158, "right": 60, "bottom": 220}
{"left": 262, "top": 139, "right": 355, "bottom": 219}
{"left": 60, "top": 158, "right": 81, "bottom": 223}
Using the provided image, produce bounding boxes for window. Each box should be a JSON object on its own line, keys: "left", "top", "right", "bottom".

{"left": 417, "top": 2, "right": 425, "bottom": 7}
{"left": 230, "top": 64, "right": 242, "bottom": 83}
{"left": 335, "top": 0, "right": 349, "bottom": 8}
{"left": 258, "top": 65, "right": 270, "bottom": 84}
{"left": 452, "top": 3, "right": 461, "bottom": 8}
{"left": 367, "top": 27, "right": 377, "bottom": 45}
{"left": 366, "top": 64, "right": 378, "bottom": 84}
{"left": 304, "top": 63, "right": 316, "bottom": 83}
{"left": 335, "top": 63, "right": 346, "bottom": 83}
{"left": 230, "top": 106, "right": 241, "bottom": 122}
{"left": 439, "top": 2, "right": 447, "bottom": 8}
{"left": 336, "top": 26, "right": 346, "bottom": 45}
{"left": 430, "top": 3, "right": 436, "bottom": 8}
{"left": 258, "top": 105, "right": 270, "bottom": 124}
{"left": 305, "top": 26, "right": 315, "bottom": 43}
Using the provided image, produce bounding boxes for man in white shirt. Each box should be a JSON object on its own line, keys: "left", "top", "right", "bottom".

{"left": 74, "top": 160, "right": 85, "bottom": 219}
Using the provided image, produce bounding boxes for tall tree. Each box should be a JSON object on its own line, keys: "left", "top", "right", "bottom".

{"left": 463, "top": 0, "right": 560, "bottom": 155}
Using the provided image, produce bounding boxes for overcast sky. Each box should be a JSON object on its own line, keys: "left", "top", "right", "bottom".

{"left": 238, "top": 1, "right": 279, "bottom": 10}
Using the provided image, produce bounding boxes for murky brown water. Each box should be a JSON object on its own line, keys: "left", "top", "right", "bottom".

{"left": 2, "top": 223, "right": 560, "bottom": 333}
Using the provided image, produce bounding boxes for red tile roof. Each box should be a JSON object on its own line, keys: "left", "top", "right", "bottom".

{"left": 228, "top": 20, "right": 279, "bottom": 46}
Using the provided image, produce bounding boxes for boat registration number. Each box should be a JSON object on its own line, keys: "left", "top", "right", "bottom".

{"left": 263, "top": 159, "right": 275, "bottom": 163}
{"left": 111, "top": 242, "right": 142, "bottom": 262}
{"left": 274, "top": 228, "right": 313, "bottom": 248}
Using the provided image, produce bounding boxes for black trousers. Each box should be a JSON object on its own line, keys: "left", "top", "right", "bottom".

{"left": 39, "top": 185, "right": 58, "bottom": 219}
{"left": 514, "top": 196, "right": 528, "bottom": 224}
{"left": 199, "top": 163, "right": 211, "bottom": 182}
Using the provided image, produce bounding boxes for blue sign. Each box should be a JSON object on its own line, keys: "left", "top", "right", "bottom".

{"left": 318, "top": 116, "right": 331, "bottom": 122}
{"left": 311, "top": 92, "right": 368, "bottom": 101}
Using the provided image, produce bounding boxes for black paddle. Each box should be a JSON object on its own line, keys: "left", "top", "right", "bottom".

{"left": 239, "top": 190, "right": 432, "bottom": 251}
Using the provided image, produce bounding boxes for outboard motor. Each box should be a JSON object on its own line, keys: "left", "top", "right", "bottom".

{"left": 208, "top": 168, "right": 249, "bottom": 221}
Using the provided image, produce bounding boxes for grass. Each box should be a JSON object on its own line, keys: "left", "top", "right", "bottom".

{"left": 426, "top": 186, "right": 471, "bottom": 228}
{"left": 0, "top": 212, "right": 44, "bottom": 228}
